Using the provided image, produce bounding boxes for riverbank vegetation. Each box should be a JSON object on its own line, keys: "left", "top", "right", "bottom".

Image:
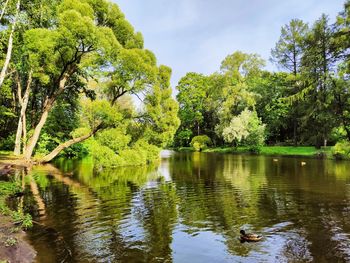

{"left": 174, "top": 1, "right": 350, "bottom": 159}
{"left": 0, "top": 0, "right": 179, "bottom": 167}
{"left": 178, "top": 146, "right": 331, "bottom": 157}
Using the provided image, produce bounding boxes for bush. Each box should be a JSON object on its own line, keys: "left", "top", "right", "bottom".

{"left": 222, "top": 109, "right": 265, "bottom": 152}
{"left": 35, "top": 132, "right": 58, "bottom": 156}
{"left": 88, "top": 140, "right": 124, "bottom": 168}
{"left": 133, "top": 140, "right": 160, "bottom": 163}
{"left": 0, "top": 133, "right": 15, "bottom": 150}
{"left": 332, "top": 141, "right": 350, "bottom": 159}
{"left": 61, "top": 143, "right": 89, "bottom": 158}
{"left": 88, "top": 139, "right": 161, "bottom": 168}
{"left": 96, "top": 128, "right": 131, "bottom": 153}
{"left": 190, "top": 135, "right": 212, "bottom": 151}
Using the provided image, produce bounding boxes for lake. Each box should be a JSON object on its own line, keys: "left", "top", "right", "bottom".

{"left": 21, "top": 151, "right": 350, "bottom": 262}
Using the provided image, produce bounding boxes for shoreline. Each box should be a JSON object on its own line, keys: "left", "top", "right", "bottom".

{"left": 0, "top": 162, "right": 36, "bottom": 263}
{"left": 175, "top": 146, "right": 333, "bottom": 158}
{"left": 0, "top": 214, "right": 36, "bottom": 263}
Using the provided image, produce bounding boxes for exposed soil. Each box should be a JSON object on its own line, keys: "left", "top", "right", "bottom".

{"left": 0, "top": 214, "right": 36, "bottom": 263}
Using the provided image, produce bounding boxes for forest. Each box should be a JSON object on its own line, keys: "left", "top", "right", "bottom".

{"left": 174, "top": 1, "right": 350, "bottom": 157}
{"left": 0, "top": 0, "right": 350, "bottom": 165}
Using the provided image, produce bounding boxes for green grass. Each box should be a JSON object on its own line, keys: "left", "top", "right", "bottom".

{"left": 177, "top": 147, "right": 196, "bottom": 152}
{"left": 0, "top": 181, "right": 33, "bottom": 229}
{"left": 260, "top": 146, "right": 331, "bottom": 156}
{"left": 178, "top": 145, "right": 332, "bottom": 157}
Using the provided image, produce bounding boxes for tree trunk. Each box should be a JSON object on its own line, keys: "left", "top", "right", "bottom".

{"left": 293, "top": 120, "right": 297, "bottom": 147}
{"left": 22, "top": 113, "right": 27, "bottom": 154}
{"left": 0, "top": 0, "right": 10, "bottom": 21}
{"left": 24, "top": 100, "right": 53, "bottom": 160}
{"left": 40, "top": 125, "right": 102, "bottom": 163}
{"left": 14, "top": 71, "right": 32, "bottom": 156}
{"left": 24, "top": 72, "right": 71, "bottom": 160}
{"left": 14, "top": 116, "right": 23, "bottom": 155}
{"left": 0, "top": 0, "right": 20, "bottom": 89}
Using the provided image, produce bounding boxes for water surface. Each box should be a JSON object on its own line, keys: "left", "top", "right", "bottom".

{"left": 23, "top": 152, "right": 350, "bottom": 262}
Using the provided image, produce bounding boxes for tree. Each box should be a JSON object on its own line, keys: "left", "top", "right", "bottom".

{"left": 335, "top": 0, "right": 350, "bottom": 74}
{"left": 271, "top": 19, "right": 308, "bottom": 75}
{"left": 222, "top": 108, "right": 265, "bottom": 151}
{"left": 143, "top": 65, "right": 180, "bottom": 148}
{"left": 0, "top": 0, "right": 20, "bottom": 89}
{"left": 104, "top": 48, "right": 157, "bottom": 105}
{"left": 251, "top": 71, "right": 292, "bottom": 144}
{"left": 215, "top": 51, "right": 264, "bottom": 138}
{"left": 271, "top": 19, "right": 309, "bottom": 145}
{"left": 7, "top": 0, "right": 149, "bottom": 161}
{"left": 300, "top": 14, "right": 338, "bottom": 147}
{"left": 176, "top": 72, "right": 209, "bottom": 137}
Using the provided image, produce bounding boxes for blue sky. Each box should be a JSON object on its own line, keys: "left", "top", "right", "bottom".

{"left": 116, "top": 0, "right": 345, "bottom": 88}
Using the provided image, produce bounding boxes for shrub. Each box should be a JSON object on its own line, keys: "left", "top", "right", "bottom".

{"left": 88, "top": 140, "right": 124, "bottom": 168}
{"left": 190, "top": 135, "right": 212, "bottom": 151}
{"left": 0, "top": 133, "right": 15, "bottom": 150}
{"left": 35, "top": 132, "right": 58, "bottom": 156}
{"left": 61, "top": 143, "right": 89, "bottom": 158}
{"left": 89, "top": 139, "right": 160, "bottom": 168}
{"left": 222, "top": 109, "right": 265, "bottom": 152}
{"left": 133, "top": 140, "right": 160, "bottom": 163}
{"left": 332, "top": 141, "right": 350, "bottom": 159}
{"left": 96, "top": 128, "right": 131, "bottom": 153}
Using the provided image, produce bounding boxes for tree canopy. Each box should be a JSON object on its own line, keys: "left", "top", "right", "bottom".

{"left": 0, "top": 0, "right": 179, "bottom": 166}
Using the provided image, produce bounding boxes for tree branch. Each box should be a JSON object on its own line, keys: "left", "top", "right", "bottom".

{"left": 40, "top": 123, "right": 103, "bottom": 163}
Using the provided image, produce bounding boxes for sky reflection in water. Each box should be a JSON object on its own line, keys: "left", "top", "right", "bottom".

{"left": 24, "top": 152, "right": 350, "bottom": 262}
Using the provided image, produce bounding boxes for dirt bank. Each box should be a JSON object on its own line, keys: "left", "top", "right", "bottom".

{"left": 0, "top": 215, "right": 36, "bottom": 263}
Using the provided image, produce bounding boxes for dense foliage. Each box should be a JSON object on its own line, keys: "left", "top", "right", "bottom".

{"left": 174, "top": 1, "right": 350, "bottom": 151}
{"left": 190, "top": 135, "right": 212, "bottom": 152}
{"left": 0, "top": 0, "right": 179, "bottom": 167}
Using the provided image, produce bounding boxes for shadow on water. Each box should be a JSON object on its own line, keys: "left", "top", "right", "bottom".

{"left": 16, "top": 153, "right": 350, "bottom": 262}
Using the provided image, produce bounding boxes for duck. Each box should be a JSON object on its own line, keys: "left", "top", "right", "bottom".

{"left": 240, "top": 230, "right": 262, "bottom": 242}
{"left": 301, "top": 161, "right": 306, "bottom": 166}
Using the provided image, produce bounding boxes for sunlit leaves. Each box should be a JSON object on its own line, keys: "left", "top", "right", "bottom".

{"left": 144, "top": 66, "right": 180, "bottom": 147}
{"left": 222, "top": 109, "right": 265, "bottom": 150}
{"left": 80, "top": 99, "right": 122, "bottom": 129}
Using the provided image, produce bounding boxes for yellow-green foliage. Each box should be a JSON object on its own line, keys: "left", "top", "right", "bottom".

{"left": 88, "top": 139, "right": 160, "bottom": 168}
{"left": 97, "top": 128, "right": 131, "bottom": 152}
{"left": 332, "top": 141, "right": 350, "bottom": 159}
{"left": 190, "top": 135, "right": 212, "bottom": 151}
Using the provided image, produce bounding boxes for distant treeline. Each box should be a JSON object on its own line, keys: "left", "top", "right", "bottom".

{"left": 174, "top": 1, "right": 350, "bottom": 151}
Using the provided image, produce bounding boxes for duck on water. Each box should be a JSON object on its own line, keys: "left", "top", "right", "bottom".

{"left": 240, "top": 230, "right": 263, "bottom": 242}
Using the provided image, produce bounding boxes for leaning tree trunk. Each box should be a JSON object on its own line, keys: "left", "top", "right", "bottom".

{"left": 0, "top": 0, "right": 20, "bottom": 89}
{"left": 14, "top": 71, "right": 32, "bottom": 155}
{"left": 40, "top": 124, "right": 102, "bottom": 163}
{"left": 24, "top": 99, "right": 54, "bottom": 160}
{"left": 24, "top": 72, "right": 71, "bottom": 160}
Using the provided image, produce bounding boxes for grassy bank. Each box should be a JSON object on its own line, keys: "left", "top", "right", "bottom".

{"left": 177, "top": 146, "right": 332, "bottom": 157}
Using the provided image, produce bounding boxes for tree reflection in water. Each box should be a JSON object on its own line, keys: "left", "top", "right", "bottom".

{"left": 21, "top": 153, "right": 350, "bottom": 262}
